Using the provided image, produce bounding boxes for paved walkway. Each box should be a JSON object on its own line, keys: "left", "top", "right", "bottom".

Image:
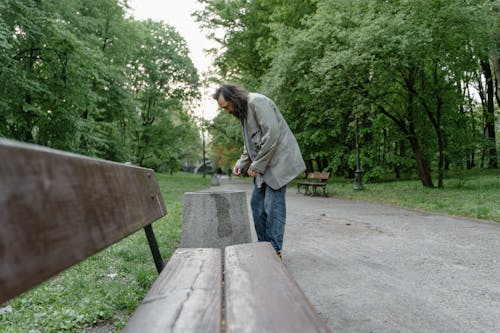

{"left": 215, "top": 178, "right": 500, "bottom": 333}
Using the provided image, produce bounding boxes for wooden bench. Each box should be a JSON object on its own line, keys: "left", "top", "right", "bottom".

{"left": 124, "top": 242, "right": 331, "bottom": 332}
{"left": 1, "top": 139, "right": 331, "bottom": 332}
{"left": 297, "top": 172, "right": 331, "bottom": 197}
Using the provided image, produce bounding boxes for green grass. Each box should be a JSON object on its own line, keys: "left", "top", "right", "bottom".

{"left": 324, "top": 169, "right": 499, "bottom": 222}
{"left": 0, "top": 172, "right": 210, "bottom": 333}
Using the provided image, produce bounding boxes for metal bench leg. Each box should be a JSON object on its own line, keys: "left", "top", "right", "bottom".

{"left": 303, "top": 184, "right": 310, "bottom": 195}
{"left": 144, "top": 224, "right": 164, "bottom": 274}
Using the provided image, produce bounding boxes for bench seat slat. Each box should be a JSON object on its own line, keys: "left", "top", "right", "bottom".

{"left": 123, "top": 248, "right": 222, "bottom": 333}
{"left": 305, "top": 172, "right": 330, "bottom": 180}
{"left": 297, "top": 181, "right": 328, "bottom": 186}
{"left": 224, "top": 243, "right": 331, "bottom": 333}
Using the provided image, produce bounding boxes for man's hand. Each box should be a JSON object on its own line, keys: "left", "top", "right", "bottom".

{"left": 233, "top": 166, "right": 242, "bottom": 176}
{"left": 247, "top": 168, "right": 259, "bottom": 177}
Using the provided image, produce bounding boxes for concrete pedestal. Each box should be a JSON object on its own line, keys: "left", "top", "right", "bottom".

{"left": 210, "top": 174, "right": 220, "bottom": 186}
{"left": 181, "top": 190, "right": 252, "bottom": 248}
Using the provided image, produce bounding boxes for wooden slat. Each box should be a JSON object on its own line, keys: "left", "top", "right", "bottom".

{"left": 123, "top": 248, "right": 222, "bottom": 333}
{"left": 298, "top": 182, "right": 328, "bottom": 186}
{"left": 0, "top": 139, "right": 167, "bottom": 304}
{"left": 307, "top": 172, "right": 330, "bottom": 181}
{"left": 224, "top": 242, "right": 331, "bottom": 333}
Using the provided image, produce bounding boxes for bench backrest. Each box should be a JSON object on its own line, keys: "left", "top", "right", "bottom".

{"left": 0, "top": 139, "right": 167, "bottom": 304}
{"left": 307, "top": 172, "right": 330, "bottom": 181}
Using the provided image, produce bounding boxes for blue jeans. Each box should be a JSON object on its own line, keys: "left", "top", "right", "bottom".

{"left": 250, "top": 182, "right": 287, "bottom": 253}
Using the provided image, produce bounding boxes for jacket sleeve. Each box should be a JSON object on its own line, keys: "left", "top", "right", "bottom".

{"left": 235, "top": 145, "right": 251, "bottom": 172}
{"left": 249, "top": 96, "right": 280, "bottom": 174}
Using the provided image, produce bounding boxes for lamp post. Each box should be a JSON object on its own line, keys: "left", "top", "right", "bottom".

{"left": 200, "top": 78, "right": 207, "bottom": 179}
{"left": 202, "top": 119, "right": 207, "bottom": 178}
{"left": 354, "top": 116, "right": 363, "bottom": 190}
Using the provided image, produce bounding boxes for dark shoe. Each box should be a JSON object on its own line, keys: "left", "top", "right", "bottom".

{"left": 277, "top": 251, "right": 282, "bottom": 259}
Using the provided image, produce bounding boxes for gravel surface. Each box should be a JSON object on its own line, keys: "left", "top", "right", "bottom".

{"left": 216, "top": 178, "right": 500, "bottom": 333}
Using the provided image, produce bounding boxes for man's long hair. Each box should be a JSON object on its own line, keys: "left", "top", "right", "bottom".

{"left": 213, "top": 84, "right": 248, "bottom": 119}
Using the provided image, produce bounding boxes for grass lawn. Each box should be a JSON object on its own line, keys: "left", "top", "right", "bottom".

{"left": 1, "top": 169, "right": 497, "bottom": 332}
{"left": 0, "top": 172, "right": 210, "bottom": 333}
{"left": 324, "top": 169, "right": 500, "bottom": 222}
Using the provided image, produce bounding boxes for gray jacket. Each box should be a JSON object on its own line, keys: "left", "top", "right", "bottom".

{"left": 235, "top": 93, "right": 306, "bottom": 190}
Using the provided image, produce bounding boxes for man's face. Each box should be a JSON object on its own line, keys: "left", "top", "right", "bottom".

{"left": 217, "top": 95, "right": 234, "bottom": 114}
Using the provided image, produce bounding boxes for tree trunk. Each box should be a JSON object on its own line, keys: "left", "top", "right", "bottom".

{"left": 394, "top": 141, "right": 401, "bottom": 179}
{"left": 433, "top": 67, "right": 445, "bottom": 187}
{"left": 22, "top": 47, "right": 36, "bottom": 143}
{"left": 462, "top": 86, "right": 475, "bottom": 169}
{"left": 493, "top": 55, "right": 500, "bottom": 108}
{"left": 408, "top": 135, "right": 434, "bottom": 188}
{"left": 321, "top": 157, "right": 329, "bottom": 171}
{"left": 433, "top": 73, "right": 445, "bottom": 187}
{"left": 481, "top": 60, "right": 498, "bottom": 168}
{"left": 315, "top": 157, "right": 328, "bottom": 172}
{"left": 305, "top": 159, "right": 313, "bottom": 173}
{"left": 379, "top": 104, "right": 434, "bottom": 187}
{"left": 377, "top": 67, "right": 435, "bottom": 187}
{"left": 406, "top": 67, "right": 434, "bottom": 188}
{"left": 436, "top": 123, "right": 445, "bottom": 188}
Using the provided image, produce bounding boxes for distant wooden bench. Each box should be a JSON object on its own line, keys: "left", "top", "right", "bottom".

{"left": 1, "top": 139, "right": 331, "bottom": 333}
{"left": 297, "top": 172, "right": 331, "bottom": 197}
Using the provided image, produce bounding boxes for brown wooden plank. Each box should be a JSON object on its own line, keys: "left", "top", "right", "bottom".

{"left": 123, "top": 248, "right": 222, "bottom": 333}
{"left": 307, "top": 172, "right": 330, "bottom": 181}
{"left": 297, "top": 182, "right": 327, "bottom": 186}
{"left": 0, "top": 139, "right": 167, "bottom": 304}
{"left": 224, "top": 242, "right": 331, "bottom": 333}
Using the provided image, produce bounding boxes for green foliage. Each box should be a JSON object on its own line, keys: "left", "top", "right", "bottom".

{"left": 207, "top": 111, "right": 242, "bottom": 169}
{"left": 197, "top": 0, "right": 318, "bottom": 166}
{"left": 0, "top": 0, "right": 202, "bottom": 168}
{"left": 198, "top": 0, "right": 499, "bottom": 187}
{"left": 140, "top": 109, "right": 201, "bottom": 173}
{"left": 195, "top": 0, "right": 316, "bottom": 89}
{"left": 129, "top": 19, "right": 200, "bottom": 168}
{"left": 0, "top": 172, "right": 211, "bottom": 332}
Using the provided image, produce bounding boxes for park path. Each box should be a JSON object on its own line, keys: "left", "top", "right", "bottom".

{"left": 215, "top": 177, "right": 500, "bottom": 333}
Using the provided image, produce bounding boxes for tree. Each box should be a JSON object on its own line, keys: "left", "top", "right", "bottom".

{"left": 207, "top": 111, "right": 242, "bottom": 170}
{"left": 127, "top": 19, "right": 200, "bottom": 167}
{"left": 1, "top": 1, "right": 204, "bottom": 171}
{"left": 263, "top": 0, "right": 498, "bottom": 187}
{"left": 196, "top": 0, "right": 317, "bottom": 170}
{"left": 1, "top": 0, "right": 86, "bottom": 149}
{"left": 195, "top": 0, "right": 316, "bottom": 89}
{"left": 0, "top": 0, "right": 133, "bottom": 156}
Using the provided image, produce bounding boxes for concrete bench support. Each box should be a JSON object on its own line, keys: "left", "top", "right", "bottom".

{"left": 181, "top": 190, "right": 252, "bottom": 248}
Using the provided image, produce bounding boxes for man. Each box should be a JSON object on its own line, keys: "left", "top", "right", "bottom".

{"left": 213, "top": 84, "right": 306, "bottom": 258}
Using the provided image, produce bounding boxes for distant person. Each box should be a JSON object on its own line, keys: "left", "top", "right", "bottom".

{"left": 213, "top": 84, "right": 306, "bottom": 258}
{"left": 227, "top": 167, "right": 232, "bottom": 180}
{"left": 216, "top": 167, "right": 222, "bottom": 181}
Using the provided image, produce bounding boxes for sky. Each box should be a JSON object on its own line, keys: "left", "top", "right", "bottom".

{"left": 127, "top": 0, "right": 219, "bottom": 120}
